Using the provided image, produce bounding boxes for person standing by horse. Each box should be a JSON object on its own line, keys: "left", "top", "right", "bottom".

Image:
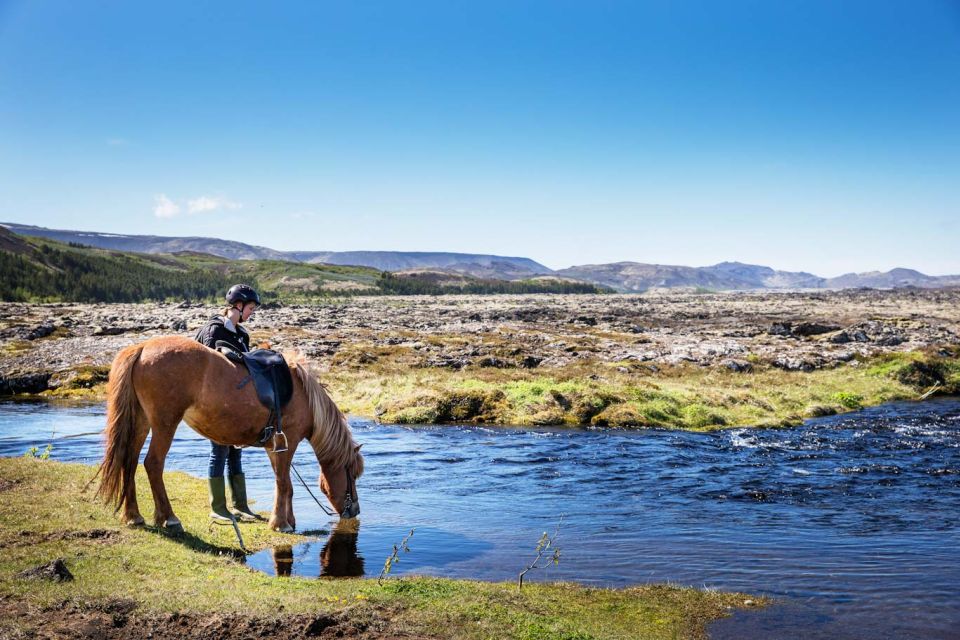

{"left": 193, "top": 283, "right": 262, "bottom": 524}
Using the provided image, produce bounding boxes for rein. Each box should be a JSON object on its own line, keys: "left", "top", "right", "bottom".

{"left": 290, "top": 460, "right": 354, "bottom": 518}
{"left": 290, "top": 461, "right": 336, "bottom": 516}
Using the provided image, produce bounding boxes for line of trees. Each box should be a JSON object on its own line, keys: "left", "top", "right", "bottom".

{"left": 0, "top": 245, "right": 232, "bottom": 302}
{"left": 377, "top": 273, "right": 605, "bottom": 295}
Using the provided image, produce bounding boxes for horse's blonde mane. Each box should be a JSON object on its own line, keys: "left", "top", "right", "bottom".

{"left": 286, "top": 352, "right": 363, "bottom": 477}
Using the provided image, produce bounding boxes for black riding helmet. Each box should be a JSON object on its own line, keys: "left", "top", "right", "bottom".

{"left": 226, "top": 284, "right": 261, "bottom": 306}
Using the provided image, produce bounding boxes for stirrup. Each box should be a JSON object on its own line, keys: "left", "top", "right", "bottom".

{"left": 271, "top": 432, "right": 288, "bottom": 454}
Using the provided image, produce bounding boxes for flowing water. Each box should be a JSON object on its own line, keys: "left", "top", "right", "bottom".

{"left": 1, "top": 398, "right": 958, "bottom": 639}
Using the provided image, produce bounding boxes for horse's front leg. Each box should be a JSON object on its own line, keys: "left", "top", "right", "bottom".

{"left": 267, "top": 443, "right": 298, "bottom": 532}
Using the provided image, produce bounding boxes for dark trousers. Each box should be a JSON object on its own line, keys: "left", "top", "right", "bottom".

{"left": 208, "top": 442, "right": 243, "bottom": 478}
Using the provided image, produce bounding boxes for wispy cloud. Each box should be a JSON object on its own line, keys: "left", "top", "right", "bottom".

{"left": 187, "top": 195, "right": 242, "bottom": 214}
{"left": 153, "top": 194, "right": 181, "bottom": 218}
{"left": 153, "top": 193, "right": 243, "bottom": 218}
{"left": 106, "top": 138, "right": 129, "bottom": 146}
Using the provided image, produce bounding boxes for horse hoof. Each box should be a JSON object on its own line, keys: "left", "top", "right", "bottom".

{"left": 125, "top": 516, "right": 145, "bottom": 528}
{"left": 164, "top": 518, "right": 184, "bottom": 534}
{"left": 279, "top": 524, "right": 294, "bottom": 533}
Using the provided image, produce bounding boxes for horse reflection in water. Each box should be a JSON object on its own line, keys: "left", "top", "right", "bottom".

{"left": 272, "top": 544, "right": 295, "bottom": 577}
{"left": 271, "top": 520, "right": 364, "bottom": 578}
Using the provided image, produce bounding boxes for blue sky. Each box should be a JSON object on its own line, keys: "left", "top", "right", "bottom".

{"left": 1, "top": 1, "right": 958, "bottom": 275}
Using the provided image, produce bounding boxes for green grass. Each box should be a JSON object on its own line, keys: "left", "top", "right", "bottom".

{"left": 0, "top": 458, "right": 759, "bottom": 639}
{"left": 354, "top": 348, "right": 959, "bottom": 430}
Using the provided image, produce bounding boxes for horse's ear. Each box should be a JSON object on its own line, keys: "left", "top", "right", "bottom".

{"left": 355, "top": 444, "right": 363, "bottom": 452}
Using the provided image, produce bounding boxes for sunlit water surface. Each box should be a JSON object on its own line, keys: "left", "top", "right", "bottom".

{"left": 2, "top": 398, "right": 958, "bottom": 639}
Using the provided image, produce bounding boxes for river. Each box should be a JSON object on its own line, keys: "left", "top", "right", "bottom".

{"left": 1, "top": 398, "right": 958, "bottom": 639}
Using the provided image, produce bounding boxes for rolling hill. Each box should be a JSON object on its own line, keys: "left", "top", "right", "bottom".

{"left": 4, "top": 222, "right": 958, "bottom": 292}
{"left": 0, "top": 227, "right": 604, "bottom": 302}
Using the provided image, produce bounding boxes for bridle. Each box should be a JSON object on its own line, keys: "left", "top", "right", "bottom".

{"left": 290, "top": 460, "right": 355, "bottom": 518}
{"left": 341, "top": 467, "right": 355, "bottom": 516}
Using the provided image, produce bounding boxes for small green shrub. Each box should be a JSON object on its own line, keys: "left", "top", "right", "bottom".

{"left": 23, "top": 444, "right": 53, "bottom": 460}
{"left": 831, "top": 392, "right": 863, "bottom": 410}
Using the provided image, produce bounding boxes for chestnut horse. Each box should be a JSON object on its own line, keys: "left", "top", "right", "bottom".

{"left": 96, "top": 336, "right": 363, "bottom": 533}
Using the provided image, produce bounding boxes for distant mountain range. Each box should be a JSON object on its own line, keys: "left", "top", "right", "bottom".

{"left": 4, "top": 222, "right": 958, "bottom": 292}
{"left": 2, "top": 223, "right": 550, "bottom": 281}
{"left": 555, "top": 261, "right": 826, "bottom": 291}
{"left": 556, "top": 262, "right": 960, "bottom": 291}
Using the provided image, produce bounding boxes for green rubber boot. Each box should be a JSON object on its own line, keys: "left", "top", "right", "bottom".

{"left": 208, "top": 476, "right": 235, "bottom": 524}
{"left": 229, "top": 473, "right": 260, "bottom": 522}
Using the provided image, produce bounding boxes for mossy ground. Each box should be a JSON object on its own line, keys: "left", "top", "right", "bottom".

{"left": 326, "top": 346, "right": 960, "bottom": 429}
{"left": 0, "top": 458, "right": 759, "bottom": 639}
{"left": 34, "top": 348, "right": 960, "bottom": 429}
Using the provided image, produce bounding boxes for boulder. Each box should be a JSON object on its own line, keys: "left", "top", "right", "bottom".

{"left": 772, "top": 356, "right": 817, "bottom": 372}
{"left": 92, "top": 326, "right": 126, "bottom": 336}
{"left": 477, "top": 356, "right": 511, "bottom": 368}
{"left": 519, "top": 355, "right": 542, "bottom": 369}
{"left": 722, "top": 359, "right": 753, "bottom": 373}
{"left": 25, "top": 323, "right": 56, "bottom": 340}
{"left": 0, "top": 372, "right": 51, "bottom": 395}
{"left": 768, "top": 322, "right": 792, "bottom": 336}
{"left": 792, "top": 322, "right": 841, "bottom": 337}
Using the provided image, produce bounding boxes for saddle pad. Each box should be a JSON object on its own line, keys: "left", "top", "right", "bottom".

{"left": 240, "top": 349, "right": 293, "bottom": 411}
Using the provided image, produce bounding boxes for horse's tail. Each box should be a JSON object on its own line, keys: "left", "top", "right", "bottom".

{"left": 97, "top": 343, "right": 145, "bottom": 511}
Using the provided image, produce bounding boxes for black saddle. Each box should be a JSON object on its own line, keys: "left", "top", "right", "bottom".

{"left": 217, "top": 342, "right": 293, "bottom": 450}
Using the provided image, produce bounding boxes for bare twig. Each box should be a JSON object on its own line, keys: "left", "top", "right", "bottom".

{"left": 378, "top": 528, "right": 415, "bottom": 586}
{"left": 518, "top": 515, "right": 563, "bottom": 591}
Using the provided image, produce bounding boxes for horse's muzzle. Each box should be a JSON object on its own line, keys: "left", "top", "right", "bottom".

{"left": 341, "top": 501, "right": 360, "bottom": 519}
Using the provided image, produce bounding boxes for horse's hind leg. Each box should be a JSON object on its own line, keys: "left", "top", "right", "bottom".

{"left": 121, "top": 409, "right": 151, "bottom": 526}
{"left": 142, "top": 414, "right": 182, "bottom": 531}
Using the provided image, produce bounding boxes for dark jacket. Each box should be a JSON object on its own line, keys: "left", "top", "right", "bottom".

{"left": 194, "top": 315, "right": 251, "bottom": 354}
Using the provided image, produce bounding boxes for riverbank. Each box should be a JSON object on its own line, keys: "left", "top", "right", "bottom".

{"left": 0, "top": 458, "right": 760, "bottom": 639}
{"left": 1, "top": 292, "right": 958, "bottom": 428}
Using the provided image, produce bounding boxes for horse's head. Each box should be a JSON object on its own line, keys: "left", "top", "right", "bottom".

{"left": 319, "top": 443, "right": 363, "bottom": 519}
{"left": 293, "top": 354, "right": 365, "bottom": 519}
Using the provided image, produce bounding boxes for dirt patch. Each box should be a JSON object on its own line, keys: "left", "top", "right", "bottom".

{"left": 7, "top": 528, "right": 122, "bottom": 549}
{"left": 16, "top": 558, "right": 74, "bottom": 582}
{"left": 0, "top": 478, "right": 20, "bottom": 492}
{"left": 13, "top": 529, "right": 120, "bottom": 546}
{"left": 0, "top": 598, "right": 429, "bottom": 640}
